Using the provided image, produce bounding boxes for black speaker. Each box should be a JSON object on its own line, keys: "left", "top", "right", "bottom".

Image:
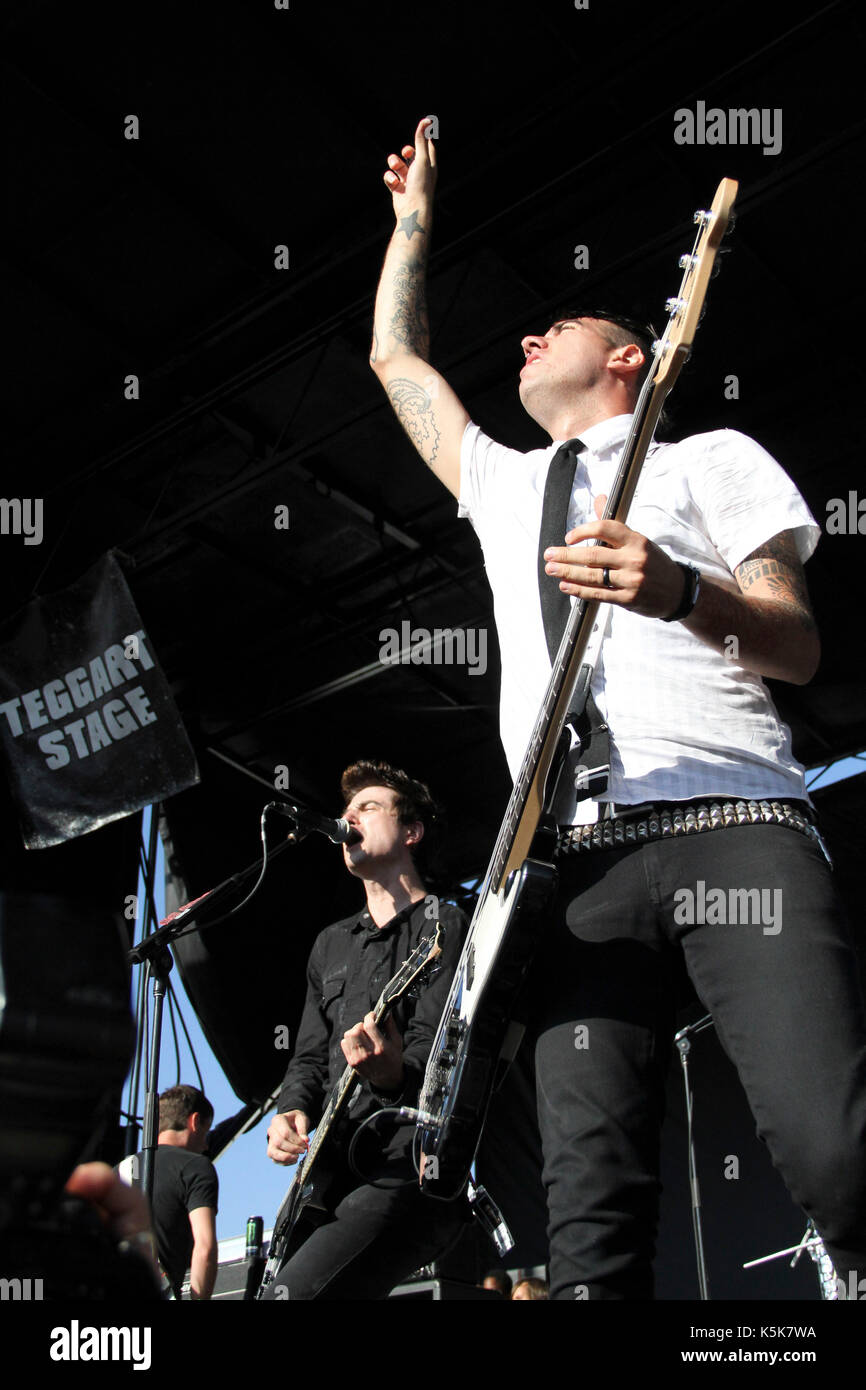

{"left": 0, "top": 891, "right": 136, "bottom": 1229}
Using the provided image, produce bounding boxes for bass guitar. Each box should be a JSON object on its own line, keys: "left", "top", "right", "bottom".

{"left": 416, "top": 178, "right": 739, "bottom": 1199}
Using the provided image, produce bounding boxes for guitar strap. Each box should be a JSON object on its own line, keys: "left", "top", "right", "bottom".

{"left": 537, "top": 438, "right": 611, "bottom": 804}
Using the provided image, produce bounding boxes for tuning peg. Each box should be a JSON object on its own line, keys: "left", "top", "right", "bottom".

{"left": 693, "top": 210, "right": 711, "bottom": 226}
{"left": 679, "top": 254, "right": 698, "bottom": 271}
{"left": 652, "top": 338, "right": 670, "bottom": 356}
{"left": 665, "top": 297, "right": 687, "bottom": 315}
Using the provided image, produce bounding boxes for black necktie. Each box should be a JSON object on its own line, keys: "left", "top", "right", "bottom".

{"left": 536, "top": 438, "right": 610, "bottom": 802}
{"left": 538, "top": 438, "right": 583, "bottom": 663}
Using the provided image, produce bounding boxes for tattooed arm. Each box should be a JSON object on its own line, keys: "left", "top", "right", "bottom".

{"left": 681, "top": 530, "right": 820, "bottom": 684}
{"left": 370, "top": 118, "right": 470, "bottom": 498}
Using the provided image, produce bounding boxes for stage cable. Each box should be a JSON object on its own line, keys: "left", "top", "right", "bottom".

{"left": 166, "top": 978, "right": 206, "bottom": 1094}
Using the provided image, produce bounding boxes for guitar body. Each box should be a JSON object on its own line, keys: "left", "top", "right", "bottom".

{"left": 272, "top": 1148, "right": 332, "bottom": 1242}
{"left": 253, "top": 1153, "right": 330, "bottom": 1298}
{"left": 418, "top": 857, "right": 557, "bottom": 1199}
{"left": 250, "top": 1152, "right": 339, "bottom": 1298}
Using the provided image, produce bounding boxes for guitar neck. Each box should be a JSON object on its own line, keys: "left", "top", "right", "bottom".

{"left": 301, "top": 984, "right": 396, "bottom": 1170}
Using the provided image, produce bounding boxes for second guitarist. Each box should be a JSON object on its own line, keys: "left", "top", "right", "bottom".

{"left": 263, "top": 759, "right": 468, "bottom": 1299}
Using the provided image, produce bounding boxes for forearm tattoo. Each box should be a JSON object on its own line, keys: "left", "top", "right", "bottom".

{"left": 735, "top": 531, "right": 817, "bottom": 632}
{"left": 386, "top": 378, "right": 441, "bottom": 463}
{"left": 388, "top": 260, "right": 430, "bottom": 357}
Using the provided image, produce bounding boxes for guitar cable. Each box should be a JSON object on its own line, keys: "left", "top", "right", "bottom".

{"left": 346, "top": 1107, "right": 423, "bottom": 1190}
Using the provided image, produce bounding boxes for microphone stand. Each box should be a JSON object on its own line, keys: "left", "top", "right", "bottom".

{"left": 674, "top": 1012, "right": 715, "bottom": 1300}
{"left": 128, "top": 825, "right": 305, "bottom": 1209}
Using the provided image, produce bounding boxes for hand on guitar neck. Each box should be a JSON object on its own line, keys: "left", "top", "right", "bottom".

{"left": 545, "top": 497, "right": 819, "bottom": 683}
{"left": 265, "top": 1013, "right": 405, "bottom": 1167}
{"left": 544, "top": 493, "right": 685, "bottom": 619}
{"left": 341, "top": 1011, "right": 405, "bottom": 1093}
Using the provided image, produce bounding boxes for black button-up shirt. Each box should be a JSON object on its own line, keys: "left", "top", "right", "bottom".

{"left": 276, "top": 898, "right": 467, "bottom": 1127}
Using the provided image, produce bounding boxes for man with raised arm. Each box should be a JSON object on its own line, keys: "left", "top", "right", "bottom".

{"left": 371, "top": 119, "right": 866, "bottom": 1300}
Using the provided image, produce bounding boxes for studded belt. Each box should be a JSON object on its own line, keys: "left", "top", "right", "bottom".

{"left": 557, "top": 798, "right": 822, "bottom": 856}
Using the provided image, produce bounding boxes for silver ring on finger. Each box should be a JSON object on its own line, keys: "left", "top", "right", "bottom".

{"left": 602, "top": 567, "right": 614, "bottom": 589}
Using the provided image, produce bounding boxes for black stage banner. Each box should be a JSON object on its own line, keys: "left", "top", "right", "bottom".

{"left": 0, "top": 552, "right": 199, "bottom": 849}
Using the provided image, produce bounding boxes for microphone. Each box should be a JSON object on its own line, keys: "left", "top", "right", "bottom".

{"left": 266, "top": 801, "right": 362, "bottom": 845}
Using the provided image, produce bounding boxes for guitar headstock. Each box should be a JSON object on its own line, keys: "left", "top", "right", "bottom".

{"left": 650, "top": 177, "right": 738, "bottom": 393}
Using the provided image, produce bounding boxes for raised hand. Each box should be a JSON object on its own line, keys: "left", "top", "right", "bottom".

{"left": 371, "top": 115, "right": 469, "bottom": 500}
{"left": 383, "top": 117, "right": 437, "bottom": 226}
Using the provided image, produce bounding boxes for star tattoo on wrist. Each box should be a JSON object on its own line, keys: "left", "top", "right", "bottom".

{"left": 398, "top": 211, "right": 425, "bottom": 239}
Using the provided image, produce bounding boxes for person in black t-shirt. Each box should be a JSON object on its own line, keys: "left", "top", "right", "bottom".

{"left": 263, "top": 759, "right": 469, "bottom": 1300}
{"left": 121, "top": 1084, "right": 219, "bottom": 1299}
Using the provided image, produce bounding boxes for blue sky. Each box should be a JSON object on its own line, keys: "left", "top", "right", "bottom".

{"left": 131, "top": 752, "right": 864, "bottom": 1241}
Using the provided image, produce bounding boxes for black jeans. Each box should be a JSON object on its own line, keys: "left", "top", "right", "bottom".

{"left": 530, "top": 823, "right": 866, "bottom": 1300}
{"left": 260, "top": 1166, "right": 468, "bottom": 1300}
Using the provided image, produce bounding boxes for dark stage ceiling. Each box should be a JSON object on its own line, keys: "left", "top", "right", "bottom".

{"left": 3, "top": 2, "right": 865, "bottom": 1101}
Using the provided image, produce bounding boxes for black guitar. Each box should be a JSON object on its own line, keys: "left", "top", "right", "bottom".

{"left": 416, "top": 178, "right": 739, "bottom": 1199}
{"left": 255, "top": 922, "right": 444, "bottom": 1297}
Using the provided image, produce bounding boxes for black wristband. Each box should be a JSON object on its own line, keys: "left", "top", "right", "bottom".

{"left": 663, "top": 562, "right": 701, "bottom": 622}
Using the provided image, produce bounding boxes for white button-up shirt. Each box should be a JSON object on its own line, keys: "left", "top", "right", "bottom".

{"left": 458, "top": 414, "right": 820, "bottom": 823}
